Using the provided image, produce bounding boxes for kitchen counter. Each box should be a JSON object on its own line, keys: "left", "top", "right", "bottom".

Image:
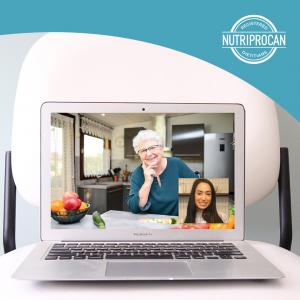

{"left": 51, "top": 210, "right": 178, "bottom": 229}
{"left": 77, "top": 181, "right": 131, "bottom": 190}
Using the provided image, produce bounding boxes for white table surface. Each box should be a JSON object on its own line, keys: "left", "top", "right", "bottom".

{"left": 1, "top": 241, "right": 300, "bottom": 300}
{"left": 51, "top": 210, "right": 179, "bottom": 229}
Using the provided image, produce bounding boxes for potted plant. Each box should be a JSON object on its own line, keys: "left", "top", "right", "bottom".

{"left": 113, "top": 168, "right": 121, "bottom": 181}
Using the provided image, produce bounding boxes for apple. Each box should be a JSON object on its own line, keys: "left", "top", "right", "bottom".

{"left": 63, "top": 191, "right": 79, "bottom": 204}
{"left": 63, "top": 196, "right": 82, "bottom": 211}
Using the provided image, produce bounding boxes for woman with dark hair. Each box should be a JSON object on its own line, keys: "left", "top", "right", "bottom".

{"left": 184, "top": 178, "right": 228, "bottom": 224}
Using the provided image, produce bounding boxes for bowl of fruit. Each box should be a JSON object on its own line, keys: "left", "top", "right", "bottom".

{"left": 51, "top": 191, "right": 90, "bottom": 224}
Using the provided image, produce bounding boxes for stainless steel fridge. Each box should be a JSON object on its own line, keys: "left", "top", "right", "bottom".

{"left": 204, "top": 133, "right": 234, "bottom": 193}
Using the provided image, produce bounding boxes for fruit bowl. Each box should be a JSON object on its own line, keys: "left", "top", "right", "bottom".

{"left": 51, "top": 203, "right": 90, "bottom": 224}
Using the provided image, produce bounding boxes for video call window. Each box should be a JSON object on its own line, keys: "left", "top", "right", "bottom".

{"left": 50, "top": 112, "right": 235, "bottom": 230}
{"left": 178, "top": 178, "right": 230, "bottom": 224}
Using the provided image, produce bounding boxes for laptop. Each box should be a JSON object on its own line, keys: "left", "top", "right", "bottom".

{"left": 12, "top": 102, "right": 284, "bottom": 280}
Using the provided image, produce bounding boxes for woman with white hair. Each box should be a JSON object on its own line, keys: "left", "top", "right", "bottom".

{"left": 126, "top": 129, "right": 198, "bottom": 216}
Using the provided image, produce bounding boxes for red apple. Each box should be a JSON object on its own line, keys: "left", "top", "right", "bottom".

{"left": 63, "top": 191, "right": 79, "bottom": 205}
{"left": 63, "top": 196, "right": 82, "bottom": 211}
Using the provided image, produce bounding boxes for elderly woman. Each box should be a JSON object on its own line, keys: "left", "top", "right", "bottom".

{"left": 126, "top": 129, "right": 198, "bottom": 215}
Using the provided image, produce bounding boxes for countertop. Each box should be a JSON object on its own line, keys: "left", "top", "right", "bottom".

{"left": 77, "top": 181, "right": 131, "bottom": 189}
{"left": 51, "top": 210, "right": 178, "bottom": 229}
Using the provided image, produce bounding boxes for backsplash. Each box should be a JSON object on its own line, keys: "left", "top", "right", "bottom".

{"left": 179, "top": 178, "right": 229, "bottom": 194}
{"left": 111, "top": 159, "right": 141, "bottom": 181}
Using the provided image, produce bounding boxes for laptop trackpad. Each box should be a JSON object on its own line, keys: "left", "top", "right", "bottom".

{"left": 106, "top": 261, "right": 193, "bottom": 277}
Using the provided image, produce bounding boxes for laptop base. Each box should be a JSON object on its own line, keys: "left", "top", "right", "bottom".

{"left": 12, "top": 241, "right": 284, "bottom": 281}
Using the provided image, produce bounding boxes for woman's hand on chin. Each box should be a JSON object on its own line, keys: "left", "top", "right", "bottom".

{"left": 142, "top": 161, "right": 157, "bottom": 185}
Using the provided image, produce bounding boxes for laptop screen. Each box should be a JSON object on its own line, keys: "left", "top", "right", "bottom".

{"left": 49, "top": 110, "right": 235, "bottom": 230}
{"left": 41, "top": 102, "right": 244, "bottom": 241}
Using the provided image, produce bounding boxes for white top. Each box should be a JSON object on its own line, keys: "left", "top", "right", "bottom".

{"left": 195, "top": 211, "right": 229, "bottom": 223}
{"left": 179, "top": 212, "right": 229, "bottom": 224}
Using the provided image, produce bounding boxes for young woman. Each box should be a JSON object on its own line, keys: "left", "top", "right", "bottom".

{"left": 184, "top": 178, "right": 228, "bottom": 223}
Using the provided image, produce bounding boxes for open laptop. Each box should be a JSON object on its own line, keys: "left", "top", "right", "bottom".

{"left": 12, "top": 102, "right": 284, "bottom": 280}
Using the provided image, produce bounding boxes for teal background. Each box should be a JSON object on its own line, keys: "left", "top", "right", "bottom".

{"left": 0, "top": 0, "right": 298, "bottom": 121}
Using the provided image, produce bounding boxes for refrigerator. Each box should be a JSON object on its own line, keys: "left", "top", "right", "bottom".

{"left": 204, "top": 133, "right": 234, "bottom": 193}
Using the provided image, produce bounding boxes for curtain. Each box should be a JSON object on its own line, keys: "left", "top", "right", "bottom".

{"left": 81, "top": 116, "right": 112, "bottom": 177}
{"left": 51, "top": 113, "right": 75, "bottom": 201}
{"left": 81, "top": 116, "right": 112, "bottom": 140}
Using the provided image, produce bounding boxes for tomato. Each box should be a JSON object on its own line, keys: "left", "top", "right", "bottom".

{"left": 170, "top": 227, "right": 181, "bottom": 229}
{"left": 189, "top": 226, "right": 199, "bottom": 229}
{"left": 182, "top": 224, "right": 191, "bottom": 229}
{"left": 193, "top": 223, "right": 210, "bottom": 229}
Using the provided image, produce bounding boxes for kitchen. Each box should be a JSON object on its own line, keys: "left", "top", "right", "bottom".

{"left": 50, "top": 112, "right": 234, "bottom": 229}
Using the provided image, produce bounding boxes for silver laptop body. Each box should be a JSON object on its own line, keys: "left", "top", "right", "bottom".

{"left": 12, "top": 102, "right": 284, "bottom": 280}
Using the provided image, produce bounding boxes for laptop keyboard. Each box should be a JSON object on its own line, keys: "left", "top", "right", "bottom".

{"left": 45, "top": 242, "right": 246, "bottom": 260}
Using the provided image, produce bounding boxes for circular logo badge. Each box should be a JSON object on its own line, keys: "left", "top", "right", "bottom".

{"left": 223, "top": 15, "right": 286, "bottom": 64}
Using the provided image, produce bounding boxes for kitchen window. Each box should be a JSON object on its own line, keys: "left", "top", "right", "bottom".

{"left": 79, "top": 115, "right": 112, "bottom": 180}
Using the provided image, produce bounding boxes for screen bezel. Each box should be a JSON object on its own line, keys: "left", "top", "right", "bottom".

{"left": 41, "top": 102, "right": 245, "bottom": 241}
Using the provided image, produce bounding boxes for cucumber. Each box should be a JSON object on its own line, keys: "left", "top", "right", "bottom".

{"left": 169, "top": 218, "right": 177, "bottom": 224}
{"left": 92, "top": 211, "right": 106, "bottom": 229}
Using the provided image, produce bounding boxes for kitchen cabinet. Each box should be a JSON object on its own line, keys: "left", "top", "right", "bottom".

{"left": 77, "top": 187, "right": 106, "bottom": 215}
{"left": 107, "top": 186, "right": 123, "bottom": 211}
{"left": 124, "top": 127, "right": 145, "bottom": 158}
{"left": 172, "top": 124, "right": 204, "bottom": 158}
{"left": 77, "top": 185, "right": 123, "bottom": 215}
{"left": 123, "top": 185, "right": 131, "bottom": 212}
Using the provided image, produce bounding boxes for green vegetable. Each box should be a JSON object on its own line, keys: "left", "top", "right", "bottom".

{"left": 148, "top": 219, "right": 159, "bottom": 223}
{"left": 229, "top": 204, "right": 235, "bottom": 217}
{"left": 92, "top": 211, "right": 106, "bottom": 229}
{"left": 147, "top": 218, "right": 169, "bottom": 224}
{"left": 169, "top": 218, "right": 177, "bottom": 224}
